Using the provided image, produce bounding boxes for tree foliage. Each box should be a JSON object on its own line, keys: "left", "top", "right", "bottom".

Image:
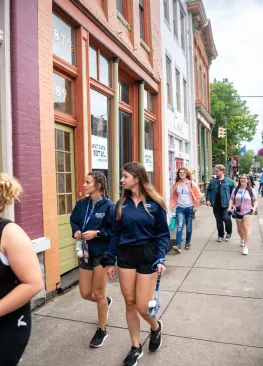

{"left": 239, "top": 150, "right": 263, "bottom": 174}
{"left": 210, "top": 79, "right": 259, "bottom": 163}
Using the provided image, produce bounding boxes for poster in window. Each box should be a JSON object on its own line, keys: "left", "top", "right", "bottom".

{"left": 91, "top": 135, "right": 108, "bottom": 170}
{"left": 144, "top": 149, "right": 154, "bottom": 172}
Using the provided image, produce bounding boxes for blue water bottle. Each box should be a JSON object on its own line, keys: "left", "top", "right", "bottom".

{"left": 169, "top": 216, "right": 176, "bottom": 231}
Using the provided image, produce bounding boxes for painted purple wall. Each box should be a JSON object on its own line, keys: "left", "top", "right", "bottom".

{"left": 11, "top": 0, "right": 43, "bottom": 239}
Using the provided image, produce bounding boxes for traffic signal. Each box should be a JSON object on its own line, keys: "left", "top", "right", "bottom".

{"left": 218, "top": 127, "right": 227, "bottom": 138}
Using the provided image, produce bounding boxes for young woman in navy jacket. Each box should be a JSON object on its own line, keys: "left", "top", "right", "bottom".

{"left": 70, "top": 171, "right": 115, "bottom": 348}
{"left": 107, "top": 162, "right": 170, "bottom": 366}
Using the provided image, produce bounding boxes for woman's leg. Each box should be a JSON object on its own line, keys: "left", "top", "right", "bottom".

{"left": 185, "top": 207, "right": 193, "bottom": 246}
{"left": 236, "top": 220, "right": 244, "bottom": 240}
{"left": 92, "top": 265, "right": 108, "bottom": 330}
{"left": 79, "top": 268, "right": 96, "bottom": 302}
{"left": 135, "top": 272, "right": 159, "bottom": 330}
{"left": 242, "top": 215, "right": 253, "bottom": 247}
{"left": 175, "top": 207, "right": 185, "bottom": 246}
{"left": 118, "top": 267, "right": 139, "bottom": 347}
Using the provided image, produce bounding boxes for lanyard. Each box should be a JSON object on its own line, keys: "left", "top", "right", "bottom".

{"left": 82, "top": 196, "right": 102, "bottom": 231}
{"left": 238, "top": 190, "right": 247, "bottom": 206}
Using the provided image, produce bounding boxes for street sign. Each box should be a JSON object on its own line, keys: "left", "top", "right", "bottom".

{"left": 253, "top": 162, "right": 260, "bottom": 168}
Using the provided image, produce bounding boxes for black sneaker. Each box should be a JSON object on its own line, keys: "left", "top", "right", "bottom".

{"left": 107, "top": 296, "right": 113, "bottom": 308}
{"left": 123, "top": 345, "right": 143, "bottom": 366}
{"left": 149, "top": 320, "right": 163, "bottom": 352}
{"left": 185, "top": 244, "right": 191, "bottom": 250}
{"left": 90, "top": 327, "right": 108, "bottom": 348}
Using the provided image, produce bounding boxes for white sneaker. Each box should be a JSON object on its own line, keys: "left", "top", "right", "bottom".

{"left": 242, "top": 247, "right": 248, "bottom": 255}
{"left": 240, "top": 239, "right": 245, "bottom": 247}
{"left": 217, "top": 237, "right": 224, "bottom": 242}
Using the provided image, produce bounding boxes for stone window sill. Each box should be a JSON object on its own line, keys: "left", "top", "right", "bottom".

{"left": 140, "top": 39, "right": 151, "bottom": 54}
{"left": 32, "top": 237, "right": 51, "bottom": 254}
{"left": 117, "top": 11, "right": 131, "bottom": 31}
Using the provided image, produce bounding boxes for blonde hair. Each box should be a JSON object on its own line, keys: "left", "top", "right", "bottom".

{"left": 215, "top": 164, "right": 225, "bottom": 173}
{"left": 0, "top": 173, "right": 22, "bottom": 213}
{"left": 117, "top": 161, "right": 167, "bottom": 220}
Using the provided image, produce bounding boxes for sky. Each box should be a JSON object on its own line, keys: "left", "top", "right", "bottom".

{"left": 203, "top": 0, "right": 263, "bottom": 154}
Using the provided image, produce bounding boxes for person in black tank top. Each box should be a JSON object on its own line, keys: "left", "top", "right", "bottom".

{"left": 0, "top": 173, "right": 42, "bottom": 365}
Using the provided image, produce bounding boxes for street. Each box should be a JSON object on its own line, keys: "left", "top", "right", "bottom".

{"left": 21, "top": 197, "right": 263, "bottom": 366}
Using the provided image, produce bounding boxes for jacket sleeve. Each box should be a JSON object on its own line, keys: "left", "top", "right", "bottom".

{"left": 206, "top": 180, "right": 212, "bottom": 201}
{"left": 99, "top": 203, "right": 115, "bottom": 238}
{"left": 70, "top": 201, "right": 82, "bottom": 237}
{"left": 192, "top": 181, "right": 202, "bottom": 206}
{"left": 170, "top": 184, "right": 178, "bottom": 210}
{"left": 155, "top": 204, "right": 170, "bottom": 261}
{"left": 106, "top": 202, "right": 121, "bottom": 265}
{"left": 230, "top": 179, "right": 236, "bottom": 192}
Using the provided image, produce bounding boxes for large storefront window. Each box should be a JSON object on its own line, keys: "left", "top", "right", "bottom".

{"left": 90, "top": 89, "right": 110, "bottom": 181}
{"left": 52, "top": 13, "right": 76, "bottom": 65}
{"left": 144, "top": 118, "right": 154, "bottom": 183}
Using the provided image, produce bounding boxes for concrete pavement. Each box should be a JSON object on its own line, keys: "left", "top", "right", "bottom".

{"left": 21, "top": 196, "right": 263, "bottom": 366}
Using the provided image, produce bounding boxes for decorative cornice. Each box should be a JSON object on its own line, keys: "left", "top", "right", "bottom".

{"left": 196, "top": 100, "right": 215, "bottom": 125}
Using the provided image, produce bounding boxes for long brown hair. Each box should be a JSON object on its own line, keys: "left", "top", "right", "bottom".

{"left": 87, "top": 171, "right": 109, "bottom": 197}
{"left": 117, "top": 161, "right": 167, "bottom": 220}
{"left": 175, "top": 167, "right": 193, "bottom": 183}
{"left": 237, "top": 174, "right": 251, "bottom": 190}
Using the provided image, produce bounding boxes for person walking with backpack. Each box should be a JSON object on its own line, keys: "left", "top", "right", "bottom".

{"left": 206, "top": 164, "right": 236, "bottom": 242}
{"left": 227, "top": 174, "right": 257, "bottom": 255}
{"left": 170, "top": 167, "right": 201, "bottom": 253}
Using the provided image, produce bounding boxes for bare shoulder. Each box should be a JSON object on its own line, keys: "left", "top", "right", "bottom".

{"left": 2, "top": 222, "right": 31, "bottom": 251}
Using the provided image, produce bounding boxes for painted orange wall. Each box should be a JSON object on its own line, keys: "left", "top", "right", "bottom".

{"left": 38, "top": 0, "right": 61, "bottom": 293}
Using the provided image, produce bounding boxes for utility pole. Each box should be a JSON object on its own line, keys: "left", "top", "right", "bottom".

{"left": 225, "top": 121, "right": 227, "bottom": 168}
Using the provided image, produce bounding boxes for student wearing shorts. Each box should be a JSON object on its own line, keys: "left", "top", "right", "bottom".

{"left": 228, "top": 174, "right": 257, "bottom": 255}
{"left": 70, "top": 171, "right": 115, "bottom": 348}
{"left": 107, "top": 162, "right": 170, "bottom": 366}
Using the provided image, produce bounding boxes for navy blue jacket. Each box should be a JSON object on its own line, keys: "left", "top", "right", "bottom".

{"left": 70, "top": 197, "right": 115, "bottom": 257}
{"left": 107, "top": 194, "right": 170, "bottom": 265}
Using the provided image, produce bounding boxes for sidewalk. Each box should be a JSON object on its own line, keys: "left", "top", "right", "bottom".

{"left": 21, "top": 197, "right": 263, "bottom": 366}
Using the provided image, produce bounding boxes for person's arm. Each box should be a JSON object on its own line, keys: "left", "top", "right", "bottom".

{"left": 170, "top": 183, "right": 178, "bottom": 210}
{"left": 70, "top": 201, "right": 82, "bottom": 239}
{"left": 192, "top": 181, "right": 202, "bottom": 209}
{"left": 155, "top": 204, "right": 170, "bottom": 261}
{"left": 107, "top": 203, "right": 121, "bottom": 266}
{"left": 99, "top": 203, "right": 115, "bottom": 238}
{"left": 0, "top": 224, "right": 43, "bottom": 317}
{"left": 206, "top": 180, "right": 212, "bottom": 205}
{"left": 228, "top": 188, "right": 236, "bottom": 211}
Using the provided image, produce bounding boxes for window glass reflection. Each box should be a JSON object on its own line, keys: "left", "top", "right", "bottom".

{"left": 52, "top": 13, "right": 76, "bottom": 65}
{"left": 89, "top": 46, "right": 97, "bottom": 79}
{"left": 100, "top": 53, "right": 110, "bottom": 87}
{"left": 53, "top": 73, "right": 72, "bottom": 115}
{"left": 120, "top": 80, "right": 129, "bottom": 104}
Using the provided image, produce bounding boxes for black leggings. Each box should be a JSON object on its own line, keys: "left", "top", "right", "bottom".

{"left": 0, "top": 306, "right": 31, "bottom": 365}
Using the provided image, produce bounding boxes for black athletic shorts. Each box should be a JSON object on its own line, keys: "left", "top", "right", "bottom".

{"left": 80, "top": 252, "right": 107, "bottom": 270}
{"left": 0, "top": 304, "right": 31, "bottom": 365}
{"left": 117, "top": 242, "right": 157, "bottom": 274}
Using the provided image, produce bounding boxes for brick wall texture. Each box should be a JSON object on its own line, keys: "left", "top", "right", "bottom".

{"left": 10, "top": 0, "right": 44, "bottom": 239}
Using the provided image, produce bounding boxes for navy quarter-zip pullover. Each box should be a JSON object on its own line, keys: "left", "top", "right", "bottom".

{"left": 70, "top": 197, "right": 115, "bottom": 257}
{"left": 107, "top": 194, "right": 170, "bottom": 265}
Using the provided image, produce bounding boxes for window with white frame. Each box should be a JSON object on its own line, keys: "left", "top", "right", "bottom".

{"left": 185, "top": 142, "right": 189, "bottom": 154}
{"left": 179, "top": 140, "right": 183, "bottom": 152}
{"left": 164, "top": 0, "right": 169, "bottom": 23}
{"left": 173, "top": 0, "right": 178, "bottom": 39}
{"left": 175, "top": 68, "right": 181, "bottom": 112}
{"left": 183, "top": 79, "right": 188, "bottom": 119}
{"left": 180, "top": 10, "right": 185, "bottom": 52}
{"left": 166, "top": 56, "right": 173, "bottom": 106}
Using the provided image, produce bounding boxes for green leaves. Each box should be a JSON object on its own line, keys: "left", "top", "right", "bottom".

{"left": 210, "top": 79, "right": 259, "bottom": 159}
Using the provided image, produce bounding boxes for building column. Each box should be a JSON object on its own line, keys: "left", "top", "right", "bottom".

{"left": 113, "top": 57, "right": 120, "bottom": 203}
{"left": 11, "top": 0, "right": 43, "bottom": 238}
{"left": 138, "top": 80, "right": 145, "bottom": 163}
